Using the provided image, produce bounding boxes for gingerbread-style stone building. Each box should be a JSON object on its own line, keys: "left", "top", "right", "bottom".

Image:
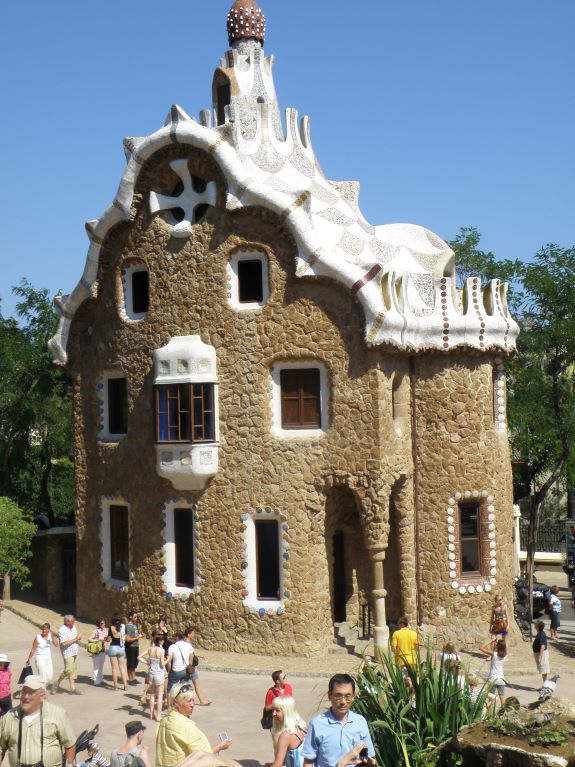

{"left": 50, "top": 0, "right": 519, "bottom": 654}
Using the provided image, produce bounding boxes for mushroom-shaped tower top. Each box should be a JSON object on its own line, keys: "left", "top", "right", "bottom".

{"left": 227, "top": 0, "right": 266, "bottom": 46}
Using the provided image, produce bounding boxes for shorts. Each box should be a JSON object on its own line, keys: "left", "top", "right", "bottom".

{"left": 126, "top": 644, "right": 139, "bottom": 671}
{"left": 149, "top": 671, "right": 165, "bottom": 687}
{"left": 490, "top": 677, "right": 505, "bottom": 696}
{"left": 550, "top": 612, "right": 560, "bottom": 630}
{"left": 0, "top": 695, "right": 12, "bottom": 715}
{"left": 535, "top": 650, "right": 550, "bottom": 675}
{"left": 108, "top": 645, "right": 126, "bottom": 659}
{"left": 168, "top": 668, "right": 188, "bottom": 691}
{"left": 62, "top": 655, "right": 78, "bottom": 680}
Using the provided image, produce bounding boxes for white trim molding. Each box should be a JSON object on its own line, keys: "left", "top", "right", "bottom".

{"left": 161, "top": 499, "right": 199, "bottom": 599}
{"left": 227, "top": 249, "right": 269, "bottom": 311}
{"left": 100, "top": 496, "right": 131, "bottom": 591}
{"left": 240, "top": 509, "right": 288, "bottom": 615}
{"left": 269, "top": 361, "right": 329, "bottom": 439}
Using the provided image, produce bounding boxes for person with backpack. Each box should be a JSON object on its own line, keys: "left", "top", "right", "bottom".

{"left": 110, "top": 721, "right": 151, "bottom": 767}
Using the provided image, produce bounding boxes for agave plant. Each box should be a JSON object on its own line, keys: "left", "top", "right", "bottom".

{"left": 353, "top": 646, "right": 492, "bottom": 766}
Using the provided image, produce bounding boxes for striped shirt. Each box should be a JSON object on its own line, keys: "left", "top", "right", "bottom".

{"left": 0, "top": 702, "right": 76, "bottom": 767}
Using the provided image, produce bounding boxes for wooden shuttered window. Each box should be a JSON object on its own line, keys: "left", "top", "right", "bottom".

{"left": 280, "top": 368, "right": 321, "bottom": 429}
{"left": 457, "top": 501, "right": 490, "bottom": 579}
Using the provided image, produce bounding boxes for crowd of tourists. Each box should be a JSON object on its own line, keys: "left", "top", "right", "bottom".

{"left": 0, "top": 589, "right": 571, "bottom": 767}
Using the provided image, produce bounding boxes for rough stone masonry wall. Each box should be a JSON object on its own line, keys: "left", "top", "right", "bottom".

{"left": 413, "top": 356, "right": 516, "bottom": 650}
{"left": 67, "top": 145, "right": 416, "bottom": 656}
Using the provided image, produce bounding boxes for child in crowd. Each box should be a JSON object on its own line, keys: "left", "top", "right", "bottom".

{"left": 0, "top": 654, "right": 12, "bottom": 716}
{"left": 81, "top": 742, "right": 111, "bottom": 767}
{"left": 479, "top": 638, "right": 507, "bottom": 708}
{"left": 466, "top": 672, "right": 496, "bottom": 716}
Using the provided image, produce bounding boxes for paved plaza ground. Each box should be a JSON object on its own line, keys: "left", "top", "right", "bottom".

{"left": 1, "top": 587, "right": 574, "bottom": 766}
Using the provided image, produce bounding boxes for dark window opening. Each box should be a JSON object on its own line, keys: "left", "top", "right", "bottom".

{"left": 193, "top": 176, "right": 207, "bottom": 193}
{"left": 110, "top": 504, "right": 129, "bottom": 581}
{"left": 194, "top": 204, "right": 210, "bottom": 223}
{"left": 217, "top": 82, "right": 231, "bottom": 126}
{"left": 155, "top": 383, "right": 215, "bottom": 443}
{"left": 280, "top": 368, "right": 321, "bottom": 429}
{"left": 131, "top": 270, "right": 149, "bottom": 314}
{"left": 459, "top": 503, "right": 481, "bottom": 574}
{"left": 238, "top": 259, "right": 264, "bottom": 303}
{"left": 171, "top": 207, "right": 186, "bottom": 223}
{"left": 174, "top": 507, "right": 195, "bottom": 588}
{"left": 255, "top": 519, "right": 280, "bottom": 600}
{"left": 108, "top": 377, "right": 128, "bottom": 435}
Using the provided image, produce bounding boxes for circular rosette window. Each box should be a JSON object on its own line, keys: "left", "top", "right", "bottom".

{"left": 149, "top": 158, "right": 216, "bottom": 238}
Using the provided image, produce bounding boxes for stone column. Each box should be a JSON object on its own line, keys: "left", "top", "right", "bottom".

{"left": 371, "top": 548, "right": 389, "bottom": 655}
{"left": 392, "top": 479, "right": 418, "bottom": 624}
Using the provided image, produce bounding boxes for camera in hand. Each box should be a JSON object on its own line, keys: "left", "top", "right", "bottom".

{"left": 359, "top": 748, "right": 369, "bottom": 760}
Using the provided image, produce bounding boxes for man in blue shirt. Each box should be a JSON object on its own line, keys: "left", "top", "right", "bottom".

{"left": 302, "top": 674, "right": 376, "bottom": 767}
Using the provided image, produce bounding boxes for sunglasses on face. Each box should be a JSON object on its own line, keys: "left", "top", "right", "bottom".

{"left": 175, "top": 684, "right": 194, "bottom": 700}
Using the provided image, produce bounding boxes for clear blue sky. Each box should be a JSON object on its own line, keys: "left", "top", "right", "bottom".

{"left": 1, "top": 1, "right": 574, "bottom": 318}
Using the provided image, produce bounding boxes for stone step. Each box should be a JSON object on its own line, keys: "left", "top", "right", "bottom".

{"left": 333, "top": 620, "right": 374, "bottom": 657}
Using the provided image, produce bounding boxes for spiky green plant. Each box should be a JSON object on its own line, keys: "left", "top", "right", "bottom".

{"left": 353, "top": 646, "right": 492, "bottom": 766}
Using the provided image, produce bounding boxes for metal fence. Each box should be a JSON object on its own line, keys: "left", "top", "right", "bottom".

{"left": 519, "top": 519, "right": 575, "bottom": 552}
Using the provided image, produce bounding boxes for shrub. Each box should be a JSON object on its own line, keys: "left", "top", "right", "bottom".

{"left": 353, "top": 647, "right": 492, "bottom": 766}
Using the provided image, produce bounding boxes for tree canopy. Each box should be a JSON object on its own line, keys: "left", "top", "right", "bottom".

{"left": 0, "top": 496, "right": 37, "bottom": 588}
{"left": 0, "top": 281, "right": 74, "bottom": 524}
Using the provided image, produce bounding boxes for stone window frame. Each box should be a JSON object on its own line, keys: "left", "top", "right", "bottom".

{"left": 120, "top": 262, "right": 150, "bottom": 321}
{"left": 97, "top": 372, "right": 128, "bottom": 443}
{"left": 227, "top": 249, "right": 269, "bottom": 312}
{"left": 446, "top": 490, "right": 498, "bottom": 595}
{"left": 161, "top": 500, "right": 200, "bottom": 598}
{"left": 100, "top": 496, "right": 131, "bottom": 591}
{"left": 240, "top": 508, "right": 289, "bottom": 613}
{"left": 269, "top": 361, "right": 330, "bottom": 439}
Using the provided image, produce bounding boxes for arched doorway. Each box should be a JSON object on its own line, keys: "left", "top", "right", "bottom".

{"left": 325, "top": 486, "right": 372, "bottom": 628}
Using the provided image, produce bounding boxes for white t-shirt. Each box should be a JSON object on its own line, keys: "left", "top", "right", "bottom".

{"left": 488, "top": 653, "right": 506, "bottom": 682}
{"left": 168, "top": 639, "right": 192, "bottom": 672}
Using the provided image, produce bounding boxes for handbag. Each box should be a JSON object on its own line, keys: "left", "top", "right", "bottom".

{"left": 87, "top": 640, "right": 104, "bottom": 655}
{"left": 178, "top": 645, "right": 196, "bottom": 676}
{"left": 260, "top": 686, "right": 280, "bottom": 730}
{"left": 260, "top": 708, "right": 274, "bottom": 730}
{"left": 17, "top": 665, "right": 33, "bottom": 685}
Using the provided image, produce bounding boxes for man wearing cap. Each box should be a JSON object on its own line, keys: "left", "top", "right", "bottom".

{"left": 110, "top": 721, "right": 152, "bottom": 767}
{"left": 0, "top": 675, "right": 76, "bottom": 767}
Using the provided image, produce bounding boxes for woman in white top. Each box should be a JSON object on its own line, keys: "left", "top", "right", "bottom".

{"left": 26, "top": 622, "right": 58, "bottom": 688}
{"left": 480, "top": 638, "right": 507, "bottom": 707}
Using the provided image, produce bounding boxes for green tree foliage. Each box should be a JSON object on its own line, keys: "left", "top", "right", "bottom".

{"left": 448, "top": 226, "right": 518, "bottom": 290}
{"left": 449, "top": 229, "right": 575, "bottom": 618}
{"left": 507, "top": 244, "right": 575, "bottom": 612}
{"left": 0, "top": 496, "right": 37, "bottom": 587}
{"left": 0, "top": 281, "right": 73, "bottom": 524}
